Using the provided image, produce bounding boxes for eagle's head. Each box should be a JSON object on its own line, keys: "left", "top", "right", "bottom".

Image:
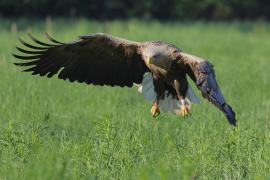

{"left": 143, "top": 46, "right": 172, "bottom": 71}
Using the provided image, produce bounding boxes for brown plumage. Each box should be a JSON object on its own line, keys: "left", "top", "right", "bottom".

{"left": 13, "top": 33, "right": 236, "bottom": 126}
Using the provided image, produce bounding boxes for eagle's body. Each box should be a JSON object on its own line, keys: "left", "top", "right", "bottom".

{"left": 13, "top": 33, "right": 236, "bottom": 126}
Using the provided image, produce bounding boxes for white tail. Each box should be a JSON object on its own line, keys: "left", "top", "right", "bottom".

{"left": 137, "top": 73, "right": 200, "bottom": 115}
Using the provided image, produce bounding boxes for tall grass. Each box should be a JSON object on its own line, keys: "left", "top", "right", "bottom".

{"left": 0, "top": 18, "right": 270, "bottom": 179}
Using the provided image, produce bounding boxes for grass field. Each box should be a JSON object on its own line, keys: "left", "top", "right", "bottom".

{"left": 0, "top": 18, "right": 270, "bottom": 179}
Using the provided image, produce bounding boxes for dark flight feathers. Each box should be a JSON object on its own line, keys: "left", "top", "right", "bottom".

{"left": 194, "top": 61, "right": 236, "bottom": 126}
{"left": 13, "top": 33, "right": 148, "bottom": 87}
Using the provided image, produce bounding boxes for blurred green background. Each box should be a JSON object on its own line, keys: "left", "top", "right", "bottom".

{"left": 1, "top": 0, "right": 270, "bottom": 20}
{"left": 0, "top": 1, "right": 270, "bottom": 180}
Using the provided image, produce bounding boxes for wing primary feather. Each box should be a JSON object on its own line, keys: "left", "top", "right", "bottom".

{"left": 27, "top": 33, "right": 55, "bottom": 47}
{"left": 23, "top": 66, "right": 39, "bottom": 72}
{"left": 23, "top": 57, "right": 60, "bottom": 75}
{"left": 19, "top": 38, "right": 48, "bottom": 50}
{"left": 44, "top": 32, "right": 65, "bottom": 45}
{"left": 16, "top": 47, "right": 45, "bottom": 55}
{"left": 221, "top": 104, "right": 236, "bottom": 126}
{"left": 12, "top": 53, "right": 42, "bottom": 60}
{"left": 14, "top": 60, "right": 39, "bottom": 66}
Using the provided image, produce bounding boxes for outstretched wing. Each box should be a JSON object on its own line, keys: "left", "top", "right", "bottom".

{"left": 13, "top": 33, "right": 148, "bottom": 87}
{"left": 179, "top": 53, "right": 236, "bottom": 126}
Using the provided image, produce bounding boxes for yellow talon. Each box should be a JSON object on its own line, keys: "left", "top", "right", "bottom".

{"left": 181, "top": 105, "right": 191, "bottom": 117}
{"left": 151, "top": 104, "right": 160, "bottom": 117}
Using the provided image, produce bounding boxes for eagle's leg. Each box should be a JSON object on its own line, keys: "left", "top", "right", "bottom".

{"left": 151, "top": 75, "right": 165, "bottom": 117}
{"left": 174, "top": 78, "right": 191, "bottom": 117}
{"left": 151, "top": 101, "right": 160, "bottom": 117}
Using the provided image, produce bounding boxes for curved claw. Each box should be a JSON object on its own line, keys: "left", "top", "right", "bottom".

{"left": 181, "top": 105, "right": 191, "bottom": 118}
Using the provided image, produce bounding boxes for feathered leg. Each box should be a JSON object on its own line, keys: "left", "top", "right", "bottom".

{"left": 151, "top": 75, "right": 165, "bottom": 117}
{"left": 174, "top": 77, "right": 191, "bottom": 117}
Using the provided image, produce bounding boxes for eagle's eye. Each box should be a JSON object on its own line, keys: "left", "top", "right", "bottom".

{"left": 152, "top": 54, "right": 159, "bottom": 59}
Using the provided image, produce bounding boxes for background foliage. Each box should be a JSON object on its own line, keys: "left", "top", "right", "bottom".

{"left": 1, "top": 0, "right": 270, "bottom": 20}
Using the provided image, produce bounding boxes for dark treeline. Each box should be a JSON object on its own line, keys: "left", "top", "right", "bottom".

{"left": 1, "top": 0, "right": 270, "bottom": 20}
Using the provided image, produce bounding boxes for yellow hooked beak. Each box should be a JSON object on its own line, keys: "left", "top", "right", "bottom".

{"left": 147, "top": 57, "right": 152, "bottom": 67}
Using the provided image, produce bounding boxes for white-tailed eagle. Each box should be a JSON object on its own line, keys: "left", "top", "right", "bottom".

{"left": 13, "top": 33, "right": 236, "bottom": 126}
